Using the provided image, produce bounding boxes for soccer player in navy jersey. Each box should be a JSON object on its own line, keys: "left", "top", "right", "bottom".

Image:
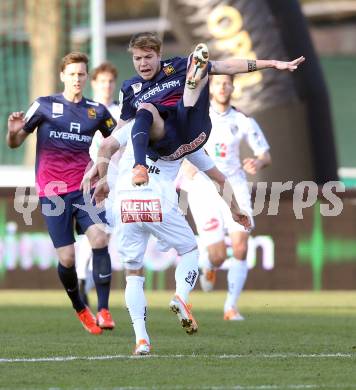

{"left": 6, "top": 52, "right": 117, "bottom": 335}
{"left": 116, "top": 32, "right": 304, "bottom": 186}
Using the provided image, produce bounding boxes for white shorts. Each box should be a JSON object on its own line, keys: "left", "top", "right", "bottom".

{"left": 188, "top": 172, "right": 254, "bottom": 247}
{"left": 114, "top": 187, "right": 197, "bottom": 270}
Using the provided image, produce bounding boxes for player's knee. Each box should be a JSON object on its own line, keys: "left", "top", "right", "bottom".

{"left": 209, "top": 248, "right": 227, "bottom": 267}
{"left": 122, "top": 258, "right": 144, "bottom": 275}
{"left": 90, "top": 232, "right": 108, "bottom": 248}
{"left": 232, "top": 241, "right": 248, "bottom": 259}
{"left": 58, "top": 257, "right": 75, "bottom": 268}
{"left": 137, "top": 102, "right": 156, "bottom": 114}
{"left": 125, "top": 267, "right": 144, "bottom": 277}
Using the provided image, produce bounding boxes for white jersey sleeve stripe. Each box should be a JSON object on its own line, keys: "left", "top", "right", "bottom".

{"left": 24, "top": 101, "right": 40, "bottom": 122}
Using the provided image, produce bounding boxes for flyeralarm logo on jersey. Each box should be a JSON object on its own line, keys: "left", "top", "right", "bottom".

{"left": 121, "top": 199, "right": 162, "bottom": 223}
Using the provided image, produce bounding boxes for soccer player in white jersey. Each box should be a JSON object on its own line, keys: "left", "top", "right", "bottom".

{"left": 186, "top": 74, "right": 271, "bottom": 321}
{"left": 85, "top": 119, "right": 251, "bottom": 355}
{"left": 76, "top": 62, "right": 122, "bottom": 307}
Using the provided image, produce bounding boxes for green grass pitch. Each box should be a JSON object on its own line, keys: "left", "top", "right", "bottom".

{"left": 0, "top": 290, "right": 356, "bottom": 390}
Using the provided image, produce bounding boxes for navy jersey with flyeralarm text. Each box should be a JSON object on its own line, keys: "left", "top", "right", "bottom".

{"left": 23, "top": 93, "right": 117, "bottom": 197}
{"left": 120, "top": 56, "right": 212, "bottom": 121}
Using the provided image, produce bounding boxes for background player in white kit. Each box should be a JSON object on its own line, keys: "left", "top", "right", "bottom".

{"left": 186, "top": 74, "right": 271, "bottom": 321}
{"left": 76, "top": 62, "right": 121, "bottom": 306}
{"left": 88, "top": 118, "right": 251, "bottom": 355}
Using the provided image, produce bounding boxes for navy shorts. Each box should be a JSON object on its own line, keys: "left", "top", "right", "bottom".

{"left": 39, "top": 189, "right": 107, "bottom": 249}
{"left": 148, "top": 83, "right": 211, "bottom": 161}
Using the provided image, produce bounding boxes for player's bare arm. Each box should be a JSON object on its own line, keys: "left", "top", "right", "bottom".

{"left": 210, "top": 56, "right": 305, "bottom": 75}
{"left": 116, "top": 117, "right": 132, "bottom": 129}
{"left": 6, "top": 111, "right": 29, "bottom": 148}
{"left": 80, "top": 163, "right": 99, "bottom": 194}
{"left": 243, "top": 151, "right": 272, "bottom": 175}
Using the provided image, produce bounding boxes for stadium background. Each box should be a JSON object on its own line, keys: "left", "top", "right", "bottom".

{"left": 0, "top": 0, "right": 356, "bottom": 291}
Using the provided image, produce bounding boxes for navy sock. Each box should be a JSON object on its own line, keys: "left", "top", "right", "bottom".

{"left": 57, "top": 263, "right": 85, "bottom": 312}
{"left": 131, "top": 109, "right": 153, "bottom": 167}
{"left": 92, "top": 247, "right": 112, "bottom": 311}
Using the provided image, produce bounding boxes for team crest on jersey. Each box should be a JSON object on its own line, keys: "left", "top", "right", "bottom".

{"left": 231, "top": 124, "right": 238, "bottom": 135}
{"left": 131, "top": 82, "right": 142, "bottom": 94}
{"left": 87, "top": 108, "right": 96, "bottom": 119}
{"left": 163, "top": 64, "right": 175, "bottom": 76}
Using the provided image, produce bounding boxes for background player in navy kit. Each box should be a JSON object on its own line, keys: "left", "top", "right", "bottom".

{"left": 117, "top": 32, "right": 304, "bottom": 186}
{"left": 6, "top": 52, "right": 116, "bottom": 335}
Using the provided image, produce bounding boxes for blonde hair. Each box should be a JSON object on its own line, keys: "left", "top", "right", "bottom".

{"left": 60, "top": 52, "right": 89, "bottom": 72}
{"left": 128, "top": 32, "right": 162, "bottom": 55}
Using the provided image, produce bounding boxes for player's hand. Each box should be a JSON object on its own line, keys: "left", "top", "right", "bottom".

{"left": 8, "top": 111, "right": 25, "bottom": 134}
{"left": 80, "top": 164, "right": 99, "bottom": 194}
{"left": 274, "top": 56, "right": 305, "bottom": 72}
{"left": 233, "top": 212, "right": 252, "bottom": 232}
{"left": 230, "top": 194, "right": 252, "bottom": 231}
{"left": 243, "top": 158, "right": 262, "bottom": 175}
{"left": 231, "top": 201, "right": 252, "bottom": 231}
{"left": 92, "top": 179, "right": 109, "bottom": 208}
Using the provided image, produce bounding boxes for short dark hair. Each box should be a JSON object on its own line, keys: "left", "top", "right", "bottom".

{"left": 91, "top": 62, "right": 118, "bottom": 81}
{"left": 128, "top": 32, "right": 162, "bottom": 55}
{"left": 60, "top": 52, "right": 89, "bottom": 72}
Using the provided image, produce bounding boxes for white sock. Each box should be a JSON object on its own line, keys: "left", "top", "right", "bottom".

{"left": 224, "top": 259, "right": 248, "bottom": 312}
{"left": 199, "top": 249, "right": 214, "bottom": 270}
{"left": 175, "top": 248, "right": 199, "bottom": 302}
{"left": 125, "top": 275, "right": 150, "bottom": 344}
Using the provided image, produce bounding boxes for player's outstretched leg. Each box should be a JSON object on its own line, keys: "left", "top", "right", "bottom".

{"left": 131, "top": 109, "right": 152, "bottom": 186}
{"left": 131, "top": 103, "right": 165, "bottom": 186}
{"left": 183, "top": 43, "right": 210, "bottom": 109}
{"left": 186, "top": 43, "right": 209, "bottom": 90}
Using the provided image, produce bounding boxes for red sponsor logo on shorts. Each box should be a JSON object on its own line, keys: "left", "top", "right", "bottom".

{"left": 121, "top": 199, "right": 162, "bottom": 223}
{"left": 203, "top": 218, "right": 219, "bottom": 232}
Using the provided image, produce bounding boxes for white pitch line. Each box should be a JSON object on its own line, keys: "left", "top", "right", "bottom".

{"left": 0, "top": 352, "right": 355, "bottom": 363}
{"left": 77, "top": 386, "right": 356, "bottom": 390}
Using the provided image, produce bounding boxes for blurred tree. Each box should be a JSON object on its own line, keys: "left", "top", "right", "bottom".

{"left": 24, "top": 0, "right": 62, "bottom": 166}
{"left": 106, "top": 0, "right": 158, "bottom": 21}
